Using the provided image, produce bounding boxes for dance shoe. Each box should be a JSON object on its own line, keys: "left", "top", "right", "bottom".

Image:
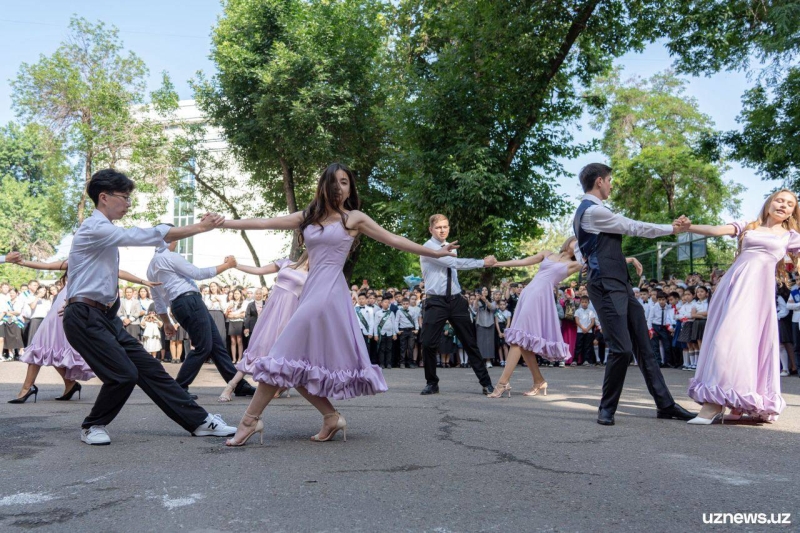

{"left": 310, "top": 412, "right": 347, "bottom": 442}
{"left": 81, "top": 425, "right": 111, "bottom": 446}
{"left": 656, "top": 404, "right": 696, "bottom": 421}
{"left": 420, "top": 384, "right": 440, "bottom": 395}
{"left": 482, "top": 384, "right": 494, "bottom": 395}
{"left": 687, "top": 407, "right": 725, "bottom": 425}
{"left": 55, "top": 382, "right": 82, "bottom": 401}
{"left": 225, "top": 412, "right": 264, "bottom": 447}
{"left": 597, "top": 408, "right": 615, "bottom": 426}
{"left": 193, "top": 414, "right": 236, "bottom": 437}
{"left": 8, "top": 384, "right": 38, "bottom": 404}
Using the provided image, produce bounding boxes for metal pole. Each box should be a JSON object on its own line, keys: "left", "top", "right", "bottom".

{"left": 689, "top": 234, "right": 694, "bottom": 273}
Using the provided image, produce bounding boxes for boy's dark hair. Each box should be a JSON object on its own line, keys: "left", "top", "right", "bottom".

{"left": 669, "top": 291, "right": 680, "bottom": 300}
{"left": 401, "top": 298, "right": 410, "bottom": 303}
{"left": 87, "top": 169, "right": 135, "bottom": 206}
{"left": 579, "top": 163, "right": 612, "bottom": 192}
{"left": 656, "top": 291, "right": 668, "bottom": 300}
{"left": 357, "top": 292, "right": 367, "bottom": 299}
{"left": 580, "top": 295, "right": 590, "bottom": 302}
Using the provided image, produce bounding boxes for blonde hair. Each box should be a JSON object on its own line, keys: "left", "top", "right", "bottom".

{"left": 739, "top": 189, "right": 800, "bottom": 287}
{"left": 429, "top": 214, "right": 448, "bottom": 228}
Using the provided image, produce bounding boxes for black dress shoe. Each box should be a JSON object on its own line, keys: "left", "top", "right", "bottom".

{"left": 597, "top": 408, "right": 615, "bottom": 425}
{"left": 656, "top": 403, "right": 696, "bottom": 421}
{"left": 187, "top": 392, "right": 198, "bottom": 400}
{"left": 234, "top": 383, "right": 257, "bottom": 397}
{"left": 420, "top": 384, "right": 440, "bottom": 395}
{"left": 482, "top": 384, "right": 494, "bottom": 395}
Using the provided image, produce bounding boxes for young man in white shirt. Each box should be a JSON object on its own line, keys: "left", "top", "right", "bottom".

{"left": 372, "top": 298, "right": 398, "bottom": 369}
{"left": 647, "top": 291, "right": 675, "bottom": 368}
{"left": 61, "top": 169, "right": 236, "bottom": 446}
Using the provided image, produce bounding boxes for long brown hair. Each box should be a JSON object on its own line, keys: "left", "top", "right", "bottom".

{"left": 738, "top": 189, "right": 800, "bottom": 287}
{"left": 299, "top": 163, "right": 360, "bottom": 246}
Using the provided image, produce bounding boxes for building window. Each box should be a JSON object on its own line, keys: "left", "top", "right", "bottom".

{"left": 173, "top": 172, "right": 195, "bottom": 263}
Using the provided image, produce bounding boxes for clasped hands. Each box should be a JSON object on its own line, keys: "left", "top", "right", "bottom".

{"left": 200, "top": 212, "right": 226, "bottom": 229}
{"left": 672, "top": 215, "right": 692, "bottom": 234}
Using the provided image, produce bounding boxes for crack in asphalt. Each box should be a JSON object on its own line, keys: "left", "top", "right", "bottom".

{"left": 434, "top": 405, "right": 600, "bottom": 477}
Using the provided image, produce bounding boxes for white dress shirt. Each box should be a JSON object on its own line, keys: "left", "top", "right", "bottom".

{"left": 396, "top": 305, "right": 420, "bottom": 329}
{"left": 786, "top": 284, "right": 800, "bottom": 323}
{"left": 372, "top": 308, "right": 398, "bottom": 337}
{"left": 647, "top": 304, "right": 675, "bottom": 329}
{"left": 354, "top": 304, "right": 374, "bottom": 336}
{"left": 147, "top": 247, "right": 217, "bottom": 314}
{"left": 777, "top": 296, "right": 789, "bottom": 320}
{"left": 420, "top": 237, "right": 484, "bottom": 296}
{"left": 67, "top": 210, "right": 170, "bottom": 305}
{"left": 574, "top": 307, "right": 596, "bottom": 331}
{"left": 29, "top": 298, "right": 52, "bottom": 319}
{"left": 578, "top": 194, "right": 674, "bottom": 238}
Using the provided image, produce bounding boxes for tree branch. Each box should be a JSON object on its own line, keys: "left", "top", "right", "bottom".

{"left": 502, "top": 0, "right": 600, "bottom": 171}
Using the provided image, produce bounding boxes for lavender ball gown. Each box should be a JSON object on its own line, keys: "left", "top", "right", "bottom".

{"left": 237, "top": 259, "right": 307, "bottom": 375}
{"left": 252, "top": 222, "right": 388, "bottom": 399}
{"left": 688, "top": 221, "right": 800, "bottom": 420}
{"left": 20, "top": 285, "right": 96, "bottom": 381}
{"left": 503, "top": 256, "right": 571, "bottom": 362}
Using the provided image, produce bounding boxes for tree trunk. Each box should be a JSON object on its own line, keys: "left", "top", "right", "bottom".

{"left": 280, "top": 157, "right": 302, "bottom": 260}
{"left": 502, "top": 0, "right": 600, "bottom": 171}
{"left": 193, "top": 172, "right": 267, "bottom": 287}
{"left": 77, "top": 154, "right": 92, "bottom": 224}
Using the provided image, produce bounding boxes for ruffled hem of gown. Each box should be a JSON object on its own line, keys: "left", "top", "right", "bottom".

{"left": 20, "top": 347, "right": 96, "bottom": 382}
{"left": 687, "top": 379, "right": 786, "bottom": 421}
{"left": 252, "top": 356, "right": 388, "bottom": 400}
{"left": 235, "top": 357, "right": 257, "bottom": 376}
{"left": 504, "top": 328, "right": 571, "bottom": 362}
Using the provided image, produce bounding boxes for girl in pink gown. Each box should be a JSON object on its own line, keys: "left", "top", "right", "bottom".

{"left": 217, "top": 254, "right": 309, "bottom": 402}
{"left": 487, "top": 238, "right": 582, "bottom": 398}
{"left": 9, "top": 259, "right": 158, "bottom": 403}
{"left": 222, "top": 163, "right": 457, "bottom": 446}
{"left": 685, "top": 190, "right": 800, "bottom": 424}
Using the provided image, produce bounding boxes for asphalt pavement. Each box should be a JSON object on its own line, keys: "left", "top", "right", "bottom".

{"left": 0, "top": 360, "right": 798, "bottom": 532}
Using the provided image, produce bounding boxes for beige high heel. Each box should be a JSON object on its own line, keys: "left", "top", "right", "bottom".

{"left": 218, "top": 381, "right": 235, "bottom": 403}
{"left": 487, "top": 382, "right": 511, "bottom": 398}
{"left": 310, "top": 412, "right": 347, "bottom": 442}
{"left": 523, "top": 381, "right": 548, "bottom": 396}
{"left": 225, "top": 412, "right": 264, "bottom": 446}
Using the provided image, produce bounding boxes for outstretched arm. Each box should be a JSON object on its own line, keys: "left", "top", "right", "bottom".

{"left": 118, "top": 270, "right": 162, "bottom": 288}
{"left": 687, "top": 224, "right": 737, "bottom": 237}
{"left": 221, "top": 211, "right": 304, "bottom": 231}
{"left": 17, "top": 259, "right": 68, "bottom": 271}
{"left": 351, "top": 211, "right": 455, "bottom": 259}
{"left": 235, "top": 262, "right": 281, "bottom": 276}
{"left": 494, "top": 252, "right": 548, "bottom": 268}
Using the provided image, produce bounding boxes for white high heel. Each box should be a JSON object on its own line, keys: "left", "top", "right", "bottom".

{"left": 687, "top": 406, "right": 725, "bottom": 425}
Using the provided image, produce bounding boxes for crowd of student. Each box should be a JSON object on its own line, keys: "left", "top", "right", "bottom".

{"left": 0, "top": 279, "right": 269, "bottom": 365}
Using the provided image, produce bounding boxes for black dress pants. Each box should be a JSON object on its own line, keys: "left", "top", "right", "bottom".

{"left": 398, "top": 329, "right": 415, "bottom": 367}
{"left": 63, "top": 301, "right": 207, "bottom": 431}
{"left": 650, "top": 325, "right": 672, "bottom": 366}
{"left": 420, "top": 295, "right": 491, "bottom": 387}
{"left": 587, "top": 278, "right": 675, "bottom": 414}
{"left": 171, "top": 292, "right": 248, "bottom": 392}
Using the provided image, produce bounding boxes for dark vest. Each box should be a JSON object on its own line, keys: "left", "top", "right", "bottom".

{"left": 573, "top": 199, "right": 629, "bottom": 283}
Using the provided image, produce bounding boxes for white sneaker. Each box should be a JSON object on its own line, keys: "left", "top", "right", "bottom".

{"left": 558, "top": 362, "right": 565, "bottom": 367}
{"left": 193, "top": 414, "right": 236, "bottom": 437}
{"left": 780, "top": 370, "right": 790, "bottom": 377}
{"left": 485, "top": 362, "right": 493, "bottom": 368}
{"left": 81, "top": 425, "right": 111, "bottom": 446}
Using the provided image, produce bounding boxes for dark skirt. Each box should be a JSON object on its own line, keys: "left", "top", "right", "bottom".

{"left": 476, "top": 324, "right": 495, "bottom": 359}
{"left": 690, "top": 319, "right": 707, "bottom": 342}
{"left": 779, "top": 316, "right": 794, "bottom": 344}
{"left": 439, "top": 333, "right": 457, "bottom": 354}
{"left": 209, "top": 310, "right": 226, "bottom": 340}
{"left": 3, "top": 324, "right": 24, "bottom": 350}
{"left": 677, "top": 321, "right": 694, "bottom": 343}
{"left": 228, "top": 320, "right": 244, "bottom": 337}
{"left": 124, "top": 323, "right": 141, "bottom": 339}
{"left": 168, "top": 326, "right": 188, "bottom": 342}
{"left": 672, "top": 321, "right": 686, "bottom": 349}
{"left": 26, "top": 317, "right": 45, "bottom": 346}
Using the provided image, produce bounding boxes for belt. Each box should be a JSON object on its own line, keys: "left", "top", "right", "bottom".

{"left": 427, "top": 293, "right": 463, "bottom": 301}
{"left": 399, "top": 327, "right": 415, "bottom": 331}
{"left": 174, "top": 290, "right": 200, "bottom": 301}
{"left": 66, "top": 297, "right": 114, "bottom": 311}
